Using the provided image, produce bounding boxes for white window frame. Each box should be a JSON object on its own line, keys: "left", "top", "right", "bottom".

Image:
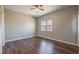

{"left": 40, "top": 19, "right": 52, "bottom": 32}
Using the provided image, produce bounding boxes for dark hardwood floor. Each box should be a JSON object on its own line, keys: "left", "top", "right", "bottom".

{"left": 2, "top": 36, "right": 79, "bottom": 54}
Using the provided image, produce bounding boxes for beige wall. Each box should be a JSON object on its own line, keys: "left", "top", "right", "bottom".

{"left": 5, "top": 9, "right": 36, "bottom": 41}
{"left": 37, "top": 6, "right": 78, "bottom": 44}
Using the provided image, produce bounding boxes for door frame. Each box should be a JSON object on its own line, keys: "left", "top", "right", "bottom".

{"left": 0, "top": 5, "right": 4, "bottom": 54}
{"left": 78, "top": 6, "right": 79, "bottom": 46}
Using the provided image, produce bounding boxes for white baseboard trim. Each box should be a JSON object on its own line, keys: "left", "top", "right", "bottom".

{"left": 5, "top": 35, "right": 35, "bottom": 43}
{"left": 5, "top": 35, "right": 79, "bottom": 47}
{"left": 36, "top": 35, "right": 79, "bottom": 47}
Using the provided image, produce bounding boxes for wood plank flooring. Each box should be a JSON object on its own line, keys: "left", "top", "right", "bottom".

{"left": 2, "top": 36, "right": 79, "bottom": 54}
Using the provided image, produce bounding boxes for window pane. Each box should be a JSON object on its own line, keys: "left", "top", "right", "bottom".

{"left": 47, "top": 20, "right": 52, "bottom": 25}
{"left": 47, "top": 20, "right": 52, "bottom": 32}
{"left": 41, "top": 20, "right": 46, "bottom": 31}
{"left": 41, "top": 20, "right": 46, "bottom": 25}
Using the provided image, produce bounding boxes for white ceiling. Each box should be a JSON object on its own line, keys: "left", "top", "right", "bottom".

{"left": 4, "top": 5, "right": 71, "bottom": 17}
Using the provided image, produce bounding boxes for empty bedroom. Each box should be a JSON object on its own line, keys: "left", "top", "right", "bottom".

{"left": 0, "top": 5, "right": 79, "bottom": 54}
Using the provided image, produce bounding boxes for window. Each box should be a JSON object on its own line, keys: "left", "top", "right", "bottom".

{"left": 47, "top": 20, "right": 52, "bottom": 31}
{"left": 41, "top": 20, "right": 46, "bottom": 31}
{"left": 41, "top": 19, "right": 52, "bottom": 32}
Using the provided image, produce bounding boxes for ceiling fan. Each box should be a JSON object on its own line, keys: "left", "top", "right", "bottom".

{"left": 31, "top": 5, "right": 44, "bottom": 12}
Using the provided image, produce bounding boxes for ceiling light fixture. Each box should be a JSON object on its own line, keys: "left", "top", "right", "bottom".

{"left": 31, "top": 5, "right": 44, "bottom": 12}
